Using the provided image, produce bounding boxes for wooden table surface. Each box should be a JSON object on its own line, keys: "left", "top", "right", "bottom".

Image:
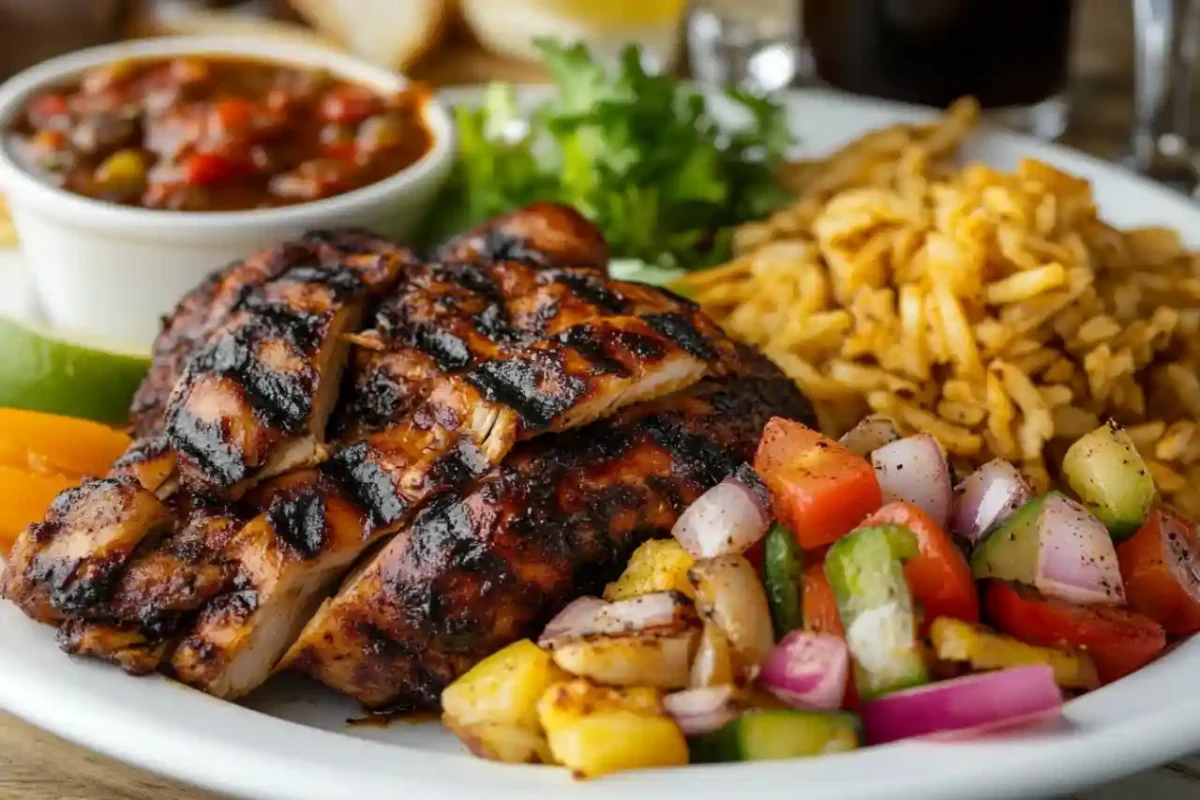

{"left": 0, "top": 3, "right": 1194, "bottom": 799}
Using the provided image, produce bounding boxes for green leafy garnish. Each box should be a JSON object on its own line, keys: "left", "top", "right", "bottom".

{"left": 428, "top": 39, "right": 794, "bottom": 270}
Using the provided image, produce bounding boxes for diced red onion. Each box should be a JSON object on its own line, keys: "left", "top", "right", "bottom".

{"left": 759, "top": 631, "right": 848, "bottom": 711}
{"left": 871, "top": 433, "right": 953, "bottom": 528}
{"left": 1035, "top": 494, "right": 1126, "bottom": 606}
{"left": 951, "top": 459, "right": 1033, "bottom": 546}
{"left": 839, "top": 416, "right": 901, "bottom": 458}
{"left": 538, "top": 592, "right": 694, "bottom": 648}
{"left": 538, "top": 597, "right": 608, "bottom": 646}
{"left": 862, "top": 666, "right": 1063, "bottom": 745}
{"left": 672, "top": 477, "right": 771, "bottom": 558}
{"left": 663, "top": 685, "right": 739, "bottom": 735}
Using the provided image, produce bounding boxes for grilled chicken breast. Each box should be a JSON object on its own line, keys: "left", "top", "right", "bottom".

{"left": 281, "top": 367, "right": 814, "bottom": 709}
{"left": 166, "top": 259, "right": 738, "bottom": 698}
{"left": 0, "top": 203, "right": 810, "bottom": 712}
{"left": 167, "top": 238, "right": 412, "bottom": 498}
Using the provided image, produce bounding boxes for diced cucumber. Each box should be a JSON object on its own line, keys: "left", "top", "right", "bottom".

{"left": 689, "top": 709, "right": 861, "bottom": 763}
{"left": 1061, "top": 422, "right": 1155, "bottom": 540}
{"left": 823, "top": 525, "right": 926, "bottom": 701}
{"left": 763, "top": 523, "right": 804, "bottom": 639}
{"left": 970, "top": 494, "right": 1049, "bottom": 583}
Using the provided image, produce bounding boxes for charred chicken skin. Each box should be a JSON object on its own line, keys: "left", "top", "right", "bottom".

{"left": 1, "top": 202, "right": 813, "bottom": 710}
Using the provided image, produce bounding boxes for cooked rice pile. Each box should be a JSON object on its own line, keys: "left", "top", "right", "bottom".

{"left": 677, "top": 98, "right": 1200, "bottom": 515}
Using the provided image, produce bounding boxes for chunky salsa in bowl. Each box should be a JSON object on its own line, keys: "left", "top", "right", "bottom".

{"left": 0, "top": 36, "right": 453, "bottom": 345}
{"left": 5, "top": 54, "right": 435, "bottom": 212}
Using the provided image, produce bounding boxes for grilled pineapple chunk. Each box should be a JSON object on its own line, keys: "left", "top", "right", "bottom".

{"left": 930, "top": 617, "right": 1099, "bottom": 689}
{"left": 441, "top": 639, "right": 566, "bottom": 763}
{"left": 537, "top": 679, "right": 688, "bottom": 778}
{"left": 550, "top": 629, "right": 698, "bottom": 689}
{"left": 604, "top": 539, "right": 696, "bottom": 600}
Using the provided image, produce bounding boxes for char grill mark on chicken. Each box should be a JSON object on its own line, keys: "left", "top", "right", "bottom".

{"left": 324, "top": 258, "right": 740, "bottom": 535}
{"left": 280, "top": 364, "right": 815, "bottom": 709}
{"left": 164, "top": 256, "right": 739, "bottom": 699}
{"left": 435, "top": 202, "right": 610, "bottom": 269}
{"left": 165, "top": 236, "right": 413, "bottom": 499}
{"left": 130, "top": 230, "right": 411, "bottom": 442}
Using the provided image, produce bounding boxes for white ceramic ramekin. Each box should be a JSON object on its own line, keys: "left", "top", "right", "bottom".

{"left": 0, "top": 36, "right": 455, "bottom": 345}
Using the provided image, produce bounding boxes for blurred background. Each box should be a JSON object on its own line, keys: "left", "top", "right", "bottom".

{"left": 2, "top": 1, "right": 1186, "bottom": 180}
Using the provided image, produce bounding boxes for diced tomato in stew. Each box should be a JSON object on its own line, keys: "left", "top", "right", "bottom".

{"left": 6, "top": 56, "right": 432, "bottom": 211}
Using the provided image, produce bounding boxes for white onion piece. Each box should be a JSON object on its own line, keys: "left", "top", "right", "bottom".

{"left": 951, "top": 459, "right": 1032, "bottom": 546}
{"left": 538, "top": 597, "right": 608, "bottom": 646}
{"left": 1035, "top": 494, "right": 1126, "bottom": 606}
{"left": 862, "top": 666, "right": 1062, "bottom": 745}
{"left": 663, "top": 685, "right": 739, "bottom": 735}
{"left": 671, "top": 477, "right": 771, "bottom": 558}
{"left": 839, "top": 415, "right": 901, "bottom": 458}
{"left": 759, "top": 631, "right": 849, "bottom": 711}
{"left": 871, "top": 433, "right": 954, "bottom": 527}
{"left": 538, "top": 592, "right": 695, "bottom": 648}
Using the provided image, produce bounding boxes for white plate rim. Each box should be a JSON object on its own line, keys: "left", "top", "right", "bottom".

{"left": 3, "top": 86, "right": 1200, "bottom": 800}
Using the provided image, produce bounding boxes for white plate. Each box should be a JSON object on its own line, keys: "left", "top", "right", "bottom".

{"left": 3, "top": 87, "right": 1200, "bottom": 800}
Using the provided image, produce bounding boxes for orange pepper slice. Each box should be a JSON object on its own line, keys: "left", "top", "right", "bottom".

{"left": 0, "top": 465, "right": 79, "bottom": 555}
{"left": 0, "top": 408, "right": 129, "bottom": 479}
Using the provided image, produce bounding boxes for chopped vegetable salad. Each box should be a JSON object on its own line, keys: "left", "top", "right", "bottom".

{"left": 442, "top": 415, "right": 1193, "bottom": 777}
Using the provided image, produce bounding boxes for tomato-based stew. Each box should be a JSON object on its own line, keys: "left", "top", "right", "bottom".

{"left": 5, "top": 56, "right": 434, "bottom": 211}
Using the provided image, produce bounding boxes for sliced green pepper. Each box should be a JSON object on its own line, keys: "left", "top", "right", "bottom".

{"left": 689, "top": 709, "right": 860, "bottom": 763}
{"left": 762, "top": 523, "right": 804, "bottom": 639}
{"left": 823, "top": 525, "right": 927, "bottom": 701}
{"left": 1061, "top": 421, "right": 1155, "bottom": 540}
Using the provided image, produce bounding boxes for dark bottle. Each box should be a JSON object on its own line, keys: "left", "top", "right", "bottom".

{"left": 804, "top": 0, "right": 1074, "bottom": 110}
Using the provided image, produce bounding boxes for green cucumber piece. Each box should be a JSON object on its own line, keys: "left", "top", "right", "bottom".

{"left": 1061, "top": 422, "right": 1155, "bottom": 540}
{"left": 690, "top": 709, "right": 861, "bottom": 763}
{"left": 823, "top": 525, "right": 926, "bottom": 701}
{"left": 969, "top": 494, "right": 1050, "bottom": 583}
{"left": 763, "top": 523, "right": 804, "bottom": 639}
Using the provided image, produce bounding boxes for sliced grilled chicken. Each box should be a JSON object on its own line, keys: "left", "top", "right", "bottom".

{"left": 3, "top": 232, "right": 410, "bottom": 650}
{"left": 2, "top": 478, "right": 174, "bottom": 625}
{"left": 166, "top": 242, "right": 412, "bottom": 498}
{"left": 435, "top": 202, "right": 609, "bottom": 268}
{"left": 130, "top": 229, "right": 412, "bottom": 441}
{"left": 281, "top": 368, "right": 815, "bottom": 709}
{"left": 164, "top": 264, "right": 739, "bottom": 699}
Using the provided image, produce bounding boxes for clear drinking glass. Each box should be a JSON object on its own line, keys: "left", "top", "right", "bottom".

{"left": 686, "top": 0, "right": 800, "bottom": 92}
{"left": 1127, "top": 0, "right": 1200, "bottom": 193}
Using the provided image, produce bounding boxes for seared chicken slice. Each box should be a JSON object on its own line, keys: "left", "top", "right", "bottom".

{"left": 435, "top": 202, "right": 609, "bottom": 268}
{"left": 168, "top": 470, "right": 374, "bottom": 698}
{"left": 2, "top": 478, "right": 173, "bottom": 624}
{"left": 130, "top": 229, "right": 412, "bottom": 441}
{"left": 166, "top": 239, "right": 412, "bottom": 498}
{"left": 281, "top": 368, "right": 815, "bottom": 709}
